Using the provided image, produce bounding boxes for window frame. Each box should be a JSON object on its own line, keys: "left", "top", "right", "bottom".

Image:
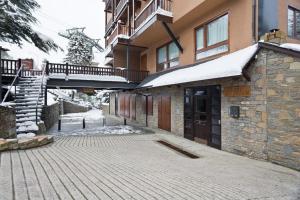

{"left": 194, "top": 13, "right": 230, "bottom": 61}
{"left": 288, "top": 6, "right": 300, "bottom": 39}
{"left": 156, "top": 40, "right": 180, "bottom": 72}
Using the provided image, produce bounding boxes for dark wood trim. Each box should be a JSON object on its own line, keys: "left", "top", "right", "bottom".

{"left": 258, "top": 42, "right": 300, "bottom": 58}
{"left": 287, "top": 6, "right": 300, "bottom": 40}
{"left": 194, "top": 12, "right": 230, "bottom": 62}
{"left": 162, "top": 22, "right": 183, "bottom": 53}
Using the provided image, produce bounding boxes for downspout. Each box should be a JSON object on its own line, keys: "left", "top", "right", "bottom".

{"left": 0, "top": 47, "right": 2, "bottom": 102}
{"left": 252, "top": 0, "right": 257, "bottom": 43}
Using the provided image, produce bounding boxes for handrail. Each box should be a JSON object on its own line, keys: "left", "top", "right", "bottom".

{"left": 1, "top": 65, "right": 24, "bottom": 105}
{"left": 35, "top": 66, "right": 47, "bottom": 124}
{"left": 135, "top": 0, "right": 155, "bottom": 20}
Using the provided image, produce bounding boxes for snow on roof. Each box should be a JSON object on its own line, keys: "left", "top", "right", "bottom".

{"left": 280, "top": 43, "right": 300, "bottom": 52}
{"left": 139, "top": 44, "right": 258, "bottom": 88}
{"left": 49, "top": 74, "right": 127, "bottom": 82}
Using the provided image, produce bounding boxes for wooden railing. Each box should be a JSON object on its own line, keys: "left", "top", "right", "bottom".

{"left": 105, "top": 17, "right": 114, "bottom": 33}
{"left": 1, "top": 59, "right": 21, "bottom": 76}
{"left": 47, "top": 62, "right": 149, "bottom": 83}
{"left": 135, "top": 0, "right": 172, "bottom": 30}
{"left": 115, "top": 0, "right": 128, "bottom": 18}
{"left": 107, "top": 22, "right": 130, "bottom": 46}
{"left": 1, "top": 59, "right": 43, "bottom": 77}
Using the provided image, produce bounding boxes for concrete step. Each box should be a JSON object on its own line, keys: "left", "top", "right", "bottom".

{"left": 16, "top": 113, "right": 41, "bottom": 118}
{"left": 16, "top": 117, "right": 40, "bottom": 123}
{"left": 15, "top": 104, "right": 43, "bottom": 109}
{"left": 16, "top": 109, "right": 42, "bottom": 114}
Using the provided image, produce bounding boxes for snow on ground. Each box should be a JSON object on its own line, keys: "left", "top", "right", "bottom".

{"left": 139, "top": 44, "right": 258, "bottom": 88}
{"left": 17, "top": 132, "right": 36, "bottom": 139}
{"left": 62, "top": 109, "right": 104, "bottom": 121}
{"left": 47, "top": 92, "right": 58, "bottom": 105}
{"left": 48, "top": 109, "right": 142, "bottom": 136}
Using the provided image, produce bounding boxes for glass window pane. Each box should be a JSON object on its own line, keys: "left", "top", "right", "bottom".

{"left": 296, "top": 11, "right": 300, "bottom": 38}
{"left": 168, "top": 42, "right": 179, "bottom": 60}
{"left": 207, "top": 14, "right": 228, "bottom": 46}
{"left": 196, "top": 44, "right": 228, "bottom": 60}
{"left": 158, "top": 47, "right": 167, "bottom": 64}
{"left": 288, "top": 8, "right": 295, "bottom": 37}
{"left": 196, "top": 27, "right": 204, "bottom": 50}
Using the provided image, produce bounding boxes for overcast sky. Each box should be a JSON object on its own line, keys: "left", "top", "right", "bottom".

{"left": 0, "top": 0, "right": 106, "bottom": 68}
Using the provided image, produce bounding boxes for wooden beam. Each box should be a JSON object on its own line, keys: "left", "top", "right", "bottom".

{"left": 161, "top": 22, "right": 183, "bottom": 53}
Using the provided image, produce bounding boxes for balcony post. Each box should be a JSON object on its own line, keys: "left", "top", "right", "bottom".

{"left": 132, "top": 0, "right": 135, "bottom": 30}
{"left": 128, "top": 3, "right": 131, "bottom": 36}
{"left": 0, "top": 47, "right": 2, "bottom": 103}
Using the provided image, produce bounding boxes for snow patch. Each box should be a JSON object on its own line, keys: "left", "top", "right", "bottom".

{"left": 280, "top": 43, "right": 300, "bottom": 52}
{"left": 17, "top": 132, "right": 36, "bottom": 139}
{"left": 49, "top": 74, "right": 127, "bottom": 82}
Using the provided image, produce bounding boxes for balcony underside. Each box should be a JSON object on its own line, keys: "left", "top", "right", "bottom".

{"left": 105, "top": 37, "right": 147, "bottom": 58}
{"left": 131, "top": 13, "right": 173, "bottom": 47}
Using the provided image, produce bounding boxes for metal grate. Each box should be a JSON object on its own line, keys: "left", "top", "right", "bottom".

{"left": 157, "top": 140, "right": 200, "bottom": 159}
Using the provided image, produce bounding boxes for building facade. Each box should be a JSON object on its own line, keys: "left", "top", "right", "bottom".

{"left": 103, "top": 0, "right": 300, "bottom": 170}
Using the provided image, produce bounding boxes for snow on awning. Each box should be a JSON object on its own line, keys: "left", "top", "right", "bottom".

{"left": 139, "top": 44, "right": 258, "bottom": 88}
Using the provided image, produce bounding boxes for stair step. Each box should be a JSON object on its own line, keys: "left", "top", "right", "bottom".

{"left": 16, "top": 109, "right": 42, "bottom": 114}
{"left": 16, "top": 117, "right": 40, "bottom": 123}
{"left": 16, "top": 104, "right": 43, "bottom": 108}
{"left": 17, "top": 113, "right": 41, "bottom": 118}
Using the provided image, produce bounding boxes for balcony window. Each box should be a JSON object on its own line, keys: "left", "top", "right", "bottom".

{"left": 288, "top": 6, "right": 300, "bottom": 39}
{"left": 157, "top": 41, "right": 179, "bottom": 71}
{"left": 195, "top": 14, "right": 229, "bottom": 60}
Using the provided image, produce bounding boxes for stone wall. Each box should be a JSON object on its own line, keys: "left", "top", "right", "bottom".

{"left": 0, "top": 105, "right": 16, "bottom": 139}
{"left": 41, "top": 103, "right": 60, "bottom": 131}
{"left": 109, "top": 94, "right": 116, "bottom": 116}
{"left": 266, "top": 51, "right": 300, "bottom": 170}
{"left": 109, "top": 47, "right": 300, "bottom": 170}
{"left": 63, "top": 101, "right": 90, "bottom": 114}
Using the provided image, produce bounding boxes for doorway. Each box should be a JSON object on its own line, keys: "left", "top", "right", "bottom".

{"left": 158, "top": 95, "right": 171, "bottom": 131}
{"left": 184, "top": 86, "right": 221, "bottom": 149}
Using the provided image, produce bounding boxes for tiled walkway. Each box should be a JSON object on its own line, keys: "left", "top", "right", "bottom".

{"left": 0, "top": 134, "right": 300, "bottom": 200}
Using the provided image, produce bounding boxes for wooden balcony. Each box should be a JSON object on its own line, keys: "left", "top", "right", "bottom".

{"left": 47, "top": 63, "right": 149, "bottom": 83}
{"left": 106, "top": 22, "right": 131, "bottom": 46}
{"left": 135, "top": 0, "right": 172, "bottom": 30}
{"left": 115, "top": 0, "right": 128, "bottom": 19}
{"left": 105, "top": 17, "right": 114, "bottom": 34}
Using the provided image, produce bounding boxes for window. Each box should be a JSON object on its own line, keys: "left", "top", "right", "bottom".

{"left": 195, "top": 14, "right": 229, "bottom": 60}
{"left": 288, "top": 7, "right": 300, "bottom": 39}
{"left": 157, "top": 41, "right": 179, "bottom": 71}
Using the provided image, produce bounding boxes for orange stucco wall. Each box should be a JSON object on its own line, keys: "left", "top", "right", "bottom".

{"left": 279, "top": 0, "right": 300, "bottom": 44}
{"left": 141, "top": 0, "right": 254, "bottom": 74}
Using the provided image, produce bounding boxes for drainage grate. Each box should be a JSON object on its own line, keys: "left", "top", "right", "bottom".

{"left": 157, "top": 140, "right": 199, "bottom": 159}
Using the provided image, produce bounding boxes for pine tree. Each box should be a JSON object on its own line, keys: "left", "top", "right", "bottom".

{"left": 0, "top": 0, "right": 59, "bottom": 52}
{"left": 64, "top": 32, "right": 93, "bottom": 65}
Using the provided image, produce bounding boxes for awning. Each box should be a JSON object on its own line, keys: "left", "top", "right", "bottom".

{"left": 138, "top": 44, "right": 259, "bottom": 88}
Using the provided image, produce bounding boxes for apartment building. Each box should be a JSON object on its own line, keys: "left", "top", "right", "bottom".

{"left": 103, "top": 0, "right": 300, "bottom": 170}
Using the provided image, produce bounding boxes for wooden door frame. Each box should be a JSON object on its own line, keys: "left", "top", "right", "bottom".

{"left": 183, "top": 85, "right": 221, "bottom": 149}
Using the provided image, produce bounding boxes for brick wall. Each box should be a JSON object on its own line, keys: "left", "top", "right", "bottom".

{"left": 0, "top": 106, "right": 16, "bottom": 139}
{"left": 41, "top": 103, "right": 60, "bottom": 131}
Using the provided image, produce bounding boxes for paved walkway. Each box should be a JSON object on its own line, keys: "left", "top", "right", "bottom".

{"left": 0, "top": 133, "right": 300, "bottom": 200}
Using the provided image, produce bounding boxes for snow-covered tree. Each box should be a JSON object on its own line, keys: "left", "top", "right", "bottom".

{"left": 64, "top": 32, "right": 93, "bottom": 65}
{"left": 0, "top": 0, "right": 59, "bottom": 52}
